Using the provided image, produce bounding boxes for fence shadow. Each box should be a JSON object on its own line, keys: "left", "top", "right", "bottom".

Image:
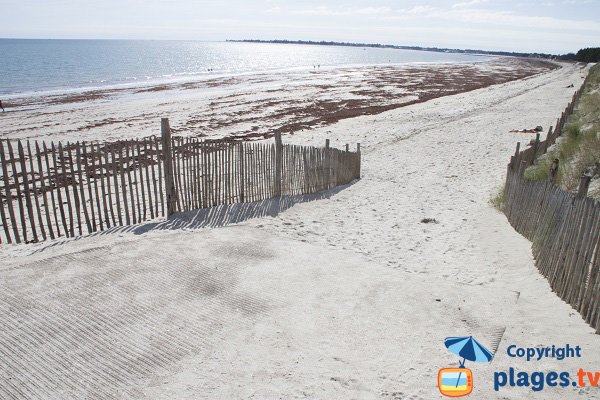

{"left": 25, "top": 180, "right": 357, "bottom": 258}
{"left": 129, "top": 181, "right": 355, "bottom": 234}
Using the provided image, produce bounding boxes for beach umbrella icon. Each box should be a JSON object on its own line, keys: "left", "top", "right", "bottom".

{"left": 443, "top": 336, "right": 494, "bottom": 392}
{"left": 444, "top": 336, "right": 494, "bottom": 368}
{"left": 444, "top": 336, "right": 494, "bottom": 367}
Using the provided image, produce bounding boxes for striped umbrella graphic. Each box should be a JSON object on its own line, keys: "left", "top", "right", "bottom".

{"left": 444, "top": 336, "right": 494, "bottom": 389}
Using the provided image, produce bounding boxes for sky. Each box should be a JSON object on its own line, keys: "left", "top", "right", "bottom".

{"left": 0, "top": 0, "right": 598, "bottom": 54}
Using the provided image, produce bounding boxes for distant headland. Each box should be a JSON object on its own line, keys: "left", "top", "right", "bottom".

{"left": 226, "top": 39, "right": 586, "bottom": 61}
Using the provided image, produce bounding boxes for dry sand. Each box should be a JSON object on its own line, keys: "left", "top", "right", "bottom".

{"left": 1, "top": 60, "right": 599, "bottom": 399}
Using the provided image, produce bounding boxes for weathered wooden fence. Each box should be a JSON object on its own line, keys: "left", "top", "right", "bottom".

{"left": 503, "top": 79, "right": 600, "bottom": 333}
{"left": 0, "top": 119, "right": 361, "bottom": 244}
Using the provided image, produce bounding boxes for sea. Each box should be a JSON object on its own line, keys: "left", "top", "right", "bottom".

{"left": 0, "top": 39, "right": 488, "bottom": 97}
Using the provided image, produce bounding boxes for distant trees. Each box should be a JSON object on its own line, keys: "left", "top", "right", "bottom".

{"left": 226, "top": 40, "right": 600, "bottom": 63}
{"left": 558, "top": 53, "right": 577, "bottom": 61}
{"left": 576, "top": 48, "right": 600, "bottom": 63}
{"left": 227, "top": 39, "right": 557, "bottom": 59}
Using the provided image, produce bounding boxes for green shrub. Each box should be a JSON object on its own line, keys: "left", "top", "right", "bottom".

{"left": 490, "top": 185, "right": 506, "bottom": 211}
{"left": 531, "top": 65, "right": 600, "bottom": 191}
{"left": 502, "top": 64, "right": 599, "bottom": 199}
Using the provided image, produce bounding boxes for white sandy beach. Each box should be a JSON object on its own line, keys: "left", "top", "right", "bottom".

{"left": 1, "top": 61, "right": 599, "bottom": 399}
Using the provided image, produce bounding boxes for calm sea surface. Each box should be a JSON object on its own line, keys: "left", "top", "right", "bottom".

{"left": 0, "top": 39, "right": 487, "bottom": 97}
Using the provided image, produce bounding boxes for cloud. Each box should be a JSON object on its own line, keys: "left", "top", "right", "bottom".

{"left": 404, "top": 5, "right": 438, "bottom": 14}
{"left": 378, "top": 6, "right": 600, "bottom": 33}
{"left": 271, "top": 6, "right": 392, "bottom": 17}
{"left": 452, "top": 0, "right": 487, "bottom": 8}
{"left": 267, "top": 2, "right": 599, "bottom": 34}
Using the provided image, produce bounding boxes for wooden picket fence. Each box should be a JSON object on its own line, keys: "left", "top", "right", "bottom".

{"left": 0, "top": 118, "right": 361, "bottom": 244}
{"left": 503, "top": 79, "right": 600, "bottom": 333}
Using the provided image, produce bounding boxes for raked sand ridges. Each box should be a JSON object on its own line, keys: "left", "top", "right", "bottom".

{"left": 0, "top": 227, "right": 518, "bottom": 399}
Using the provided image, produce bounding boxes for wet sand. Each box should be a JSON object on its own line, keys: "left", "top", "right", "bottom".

{"left": 0, "top": 57, "right": 557, "bottom": 143}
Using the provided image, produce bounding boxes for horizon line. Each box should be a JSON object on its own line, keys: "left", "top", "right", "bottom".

{"left": 0, "top": 37, "right": 579, "bottom": 56}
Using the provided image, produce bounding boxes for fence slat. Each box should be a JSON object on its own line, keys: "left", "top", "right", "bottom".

{"left": 84, "top": 143, "right": 100, "bottom": 232}
{"left": 92, "top": 142, "right": 106, "bottom": 231}
{"left": 9, "top": 141, "right": 29, "bottom": 242}
{"left": 0, "top": 171, "right": 11, "bottom": 243}
{"left": 136, "top": 140, "right": 147, "bottom": 221}
{"left": 106, "top": 143, "right": 119, "bottom": 226}
{"left": 42, "top": 142, "right": 61, "bottom": 238}
{"left": 155, "top": 136, "right": 163, "bottom": 217}
{"left": 195, "top": 139, "right": 202, "bottom": 208}
{"left": 161, "top": 119, "right": 176, "bottom": 216}
{"left": 54, "top": 142, "right": 70, "bottom": 237}
{"left": 117, "top": 141, "right": 130, "bottom": 225}
{"left": 18, "top": 140, "right": 39, "bottom": 242}
{"left": 27, "top": 141, "right": 46, "bottom": 241}
{"left": 86, "top": 143, "right": 100, "bottom": 232}
{"left": 125, "top": 141, "right": 138, "bottom": 224}
{"left": 0, "top": 140, "right": 20, "bottom": 243}
{"left": 143, "top": 139, "right": 154, "bottom": 220}
{"left": 75, "top": 142, "right": 92, "bottom": 234}
{"left": 35, "top": 142, "right": 55, "bottom": 239}
{"left": 65, "top": 142, "right": 83, "bottom": 236}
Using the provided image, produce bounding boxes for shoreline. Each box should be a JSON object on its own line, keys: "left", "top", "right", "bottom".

{"left": 0, "top": 39, "right": 493, "bottom": 101}
{"left": 0, "top": 57, "right": 494, "bottom": 102}
{"left": 0, "top": 57, "right": 557, "bottom": 144}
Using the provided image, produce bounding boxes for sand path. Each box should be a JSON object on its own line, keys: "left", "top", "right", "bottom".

{"left": 1, "top": 62, "right": 599, "bottom": 399}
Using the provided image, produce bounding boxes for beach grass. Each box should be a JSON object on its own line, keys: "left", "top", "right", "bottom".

{"left": 490, "top": 184, "right": 506, "bottom": 211}
{"left": 525, "top": 64, "right": 600, "bottom": 198}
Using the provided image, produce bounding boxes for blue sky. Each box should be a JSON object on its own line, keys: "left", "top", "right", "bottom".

{"left": 0, "top": 0, "right": 598, "bottom": 53}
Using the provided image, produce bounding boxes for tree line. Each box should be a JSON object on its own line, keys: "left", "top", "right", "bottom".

{"left": 575, "top": 48, "right": 600, "bottom": 62}
{"left": 227, "top": 40, "right": 599, "bottom": 62}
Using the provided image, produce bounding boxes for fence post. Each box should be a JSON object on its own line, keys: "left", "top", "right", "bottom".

{"left": 548, "top": 159, "right": 559, "bottom": 183}
{"left": 324, "top": 139, "right": 331, "bottom": 188}
{"left": 577, "top": 175, "right": 591, "bottom": 198}
{"left": 274, "top": 130, "right": 283, "bottom": 197}
{"left": 511, "top": 142, "right": 520, "bottom": 170}
{"left": 531, "top": 133, "right": 540, "bottom": 164}
{"left": 161, "top": 118, "right": 177, "bottom": 217}
{"left": 345, "top": 143, "right": 349, "bottom": 152}
{"left": 519, "top": 160, "right": 527, "bottom": 177}
{"left": 357, "top": 143, "right": 361, "bottom": 179}
{"left": 239, "top": 143, "right": 245, "bottom": 202}
{"left": 544, "top": 127, "right": 553, "bottom": 153}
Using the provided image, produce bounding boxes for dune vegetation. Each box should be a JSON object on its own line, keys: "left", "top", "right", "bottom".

{"left": 525, "top": 63, "right": 600, "bottom": 199}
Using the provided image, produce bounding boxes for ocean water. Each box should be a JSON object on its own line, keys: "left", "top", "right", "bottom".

{"left": 0, "top": 39, "right": 487, "bottom": 97}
